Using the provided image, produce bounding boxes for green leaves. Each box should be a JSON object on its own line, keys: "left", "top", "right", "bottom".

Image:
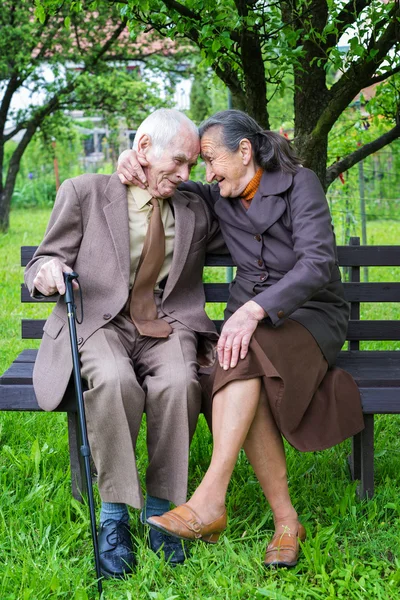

{"left": 34, "top": 2, "right": 46, "bottom": 24}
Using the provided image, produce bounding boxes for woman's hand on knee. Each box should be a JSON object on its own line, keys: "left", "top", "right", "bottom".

{"left": 218, "top": 301, "right": 266, "bottom": 370}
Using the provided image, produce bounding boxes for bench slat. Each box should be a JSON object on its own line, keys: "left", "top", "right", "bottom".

{"left": 14, "top": 349, "right": 37, "bottom": 363}
{"left": 22, "top": 320, "right": 45, "bottom": 339}
{"left": 3, "top": 356, "right": 394, "bottom": 387}
{"left": 360, "top": 388, "right": 400, "bottom": 414}
{"left": 22, "top": 245, "right": 400, "bottom": 269}
{"left": 0, "top": 384, "right": 77, "bottom": 411}
{"left": 337, "top": 246, "right": 400, "bottom": 267}
{"left": 21, "top": 319, "right": 400, "bottom": 341}
{"left": 22, "top": 282, "right": 400, "bottom": 305}
{"left": 347, "top": 321, "right": 400, "bottom": 340}
{"left": 335, "top": 354, "right": 400, "bottom": 386}
{"left": 0, "top": 361, "right": 34, "bottom": 385}
{"left": 21, "top": 285, "right": 57, "bottom": 303}
{"left": 21, "top": 246, "right": 38, "bottom": 267}
{"left": 343, "top": 282, "right": 400, "bottom": 302}
{"left": 0, "top": 384, "right": 40, "bottom": 410}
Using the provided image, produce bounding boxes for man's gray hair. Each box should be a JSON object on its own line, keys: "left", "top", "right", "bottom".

{"left": 133, "top": 108, "right": 198, "bottom": 156}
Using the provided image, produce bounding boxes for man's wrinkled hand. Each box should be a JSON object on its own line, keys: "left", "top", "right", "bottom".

{"left": 33, "top": 258, "right": 77, "bottom": 296}
{"left": 217, "top": 300, "right": 266, "bottom": 370}
{"left": 117, "top": 149, "right": 148, "bottom": 188}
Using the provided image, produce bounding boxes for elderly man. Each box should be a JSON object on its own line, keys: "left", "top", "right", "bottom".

{"left": 24, "top": 109, "right": 222, "bottom": 578}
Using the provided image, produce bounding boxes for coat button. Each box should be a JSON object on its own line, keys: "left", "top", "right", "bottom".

{"left": 259, "top": 274, "right": 267, "bottom": 281}
{"left": 257, "top": 259, "right": 263, "bottom": 267}
{"left": 103, "top": 313, "right": 112, "bottom": 320}
{"left": 277, "top": 310, "right": 285, "bottom": 319}
{"left": 78, "top": 337, "right": 83, "bottom": 344}
{"left": 254, "top": 234, "right": 261, "bottom": 242}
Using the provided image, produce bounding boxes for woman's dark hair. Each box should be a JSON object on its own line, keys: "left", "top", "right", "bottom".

{"left": 199, "top": 109, "right": 302, "bottom": 174}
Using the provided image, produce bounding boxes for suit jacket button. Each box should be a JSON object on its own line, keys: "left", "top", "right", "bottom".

{"left": 259, "top": 274, "right": 267, "bottom": 281}
{"left": 254, "top": 234, "right": 261, "bottom": 242}
{"left": 103, "top": 313, "right": 112, "bottom": 320}
{"left": 78, "top": 337, "right": 83, "bottom": 344}
{"left": 277, "top": 310, "right": 285, "bottom": 319}
{"left": 257, "top": 259, "right": 263, "bottom": 267}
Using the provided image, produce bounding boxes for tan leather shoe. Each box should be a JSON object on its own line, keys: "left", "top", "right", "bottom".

{"left": 264, "top": 523, "right": 306, "bottom": 568}
{"left": 147, "top": 504, "right": 227, "bottom": 544}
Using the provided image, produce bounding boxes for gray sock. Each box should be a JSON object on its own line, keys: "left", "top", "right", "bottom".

{"left": 100, "top": 502, "right": 129, "bottom": 525}
{"left": 141, "top": 495, "right": 170, "bottom": 523}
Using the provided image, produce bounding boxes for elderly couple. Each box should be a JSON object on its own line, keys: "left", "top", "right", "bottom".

{"left": 25, "top": 108, "right": 363, "bottom": 578}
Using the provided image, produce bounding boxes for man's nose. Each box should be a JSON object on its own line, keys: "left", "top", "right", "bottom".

{"left": 177, "top": 164, "right": 190, "bottom": 181}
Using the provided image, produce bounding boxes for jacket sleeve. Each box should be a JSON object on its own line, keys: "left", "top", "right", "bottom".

{"left": 179, "top": 180, "right": 219, "bottom": 216}
{"left": 181, "top": 180, "right": 229, "bottom": 255}
{"left": 252, "top": 168, "right": 337, "bottom": 325}
{"left": 24, "top": 179, "right": 83, "bottom": 296}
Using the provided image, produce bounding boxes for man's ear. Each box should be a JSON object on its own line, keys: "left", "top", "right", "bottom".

{"left": 239, "top": 138, "right": 253, "bottom": 166}
{"left": 137, "top": 134, "right": 152, "bottom": 160}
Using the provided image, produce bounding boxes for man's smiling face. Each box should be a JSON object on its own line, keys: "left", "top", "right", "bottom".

{"left": 142, "top": 128, "right": 200, "bottom": 198}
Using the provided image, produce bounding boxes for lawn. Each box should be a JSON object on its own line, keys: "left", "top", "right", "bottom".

{"left": 0, "top": 209, "right": 400, "bottom": 599}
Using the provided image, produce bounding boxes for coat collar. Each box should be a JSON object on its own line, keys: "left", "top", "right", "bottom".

{"left": 213, "top": 169, "right": 294, "bottom": 235}
{"left": 102, "top": 175, "right": 196, "bottom": 300}
{"left": 256, "top": 169, "right": 293, "bottom": 197}
{"left": 103, "top": 173, "right": 131, "bottom": 288}
{"left": 245, "top": 170, "right": 293, "bottom": 232}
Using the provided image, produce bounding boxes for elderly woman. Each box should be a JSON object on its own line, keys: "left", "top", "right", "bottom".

{"left": 118, "top": 109, "right": 363, "bottom": 567}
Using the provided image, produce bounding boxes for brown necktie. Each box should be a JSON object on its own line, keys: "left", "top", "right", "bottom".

{"left": 129, "top": 198, "right": 172, "bottom": 338}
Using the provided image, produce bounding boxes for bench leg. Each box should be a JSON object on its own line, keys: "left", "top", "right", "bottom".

{"left": 67, "top": 412, "right": 87, "bottom": 502}
{"left": 350, "top": 414, "right": 374, "bottom": 499}
{"left": 349, "top": 431, "right": 362, "bottom": 482}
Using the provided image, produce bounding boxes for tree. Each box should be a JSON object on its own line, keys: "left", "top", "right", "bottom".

{"left": 0, "top": 1, "right": 172, "bottom": 232}
{"left": 96, "top": 0, "right": 399, "bottom": 190}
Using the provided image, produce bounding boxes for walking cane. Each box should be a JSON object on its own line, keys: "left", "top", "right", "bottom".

{"left": 63, "top": 272, "right": 103, "bottom": 597}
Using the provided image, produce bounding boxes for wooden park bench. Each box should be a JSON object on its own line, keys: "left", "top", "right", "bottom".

{"left": 0, "top": 237, "right": 399, "bottom": 500}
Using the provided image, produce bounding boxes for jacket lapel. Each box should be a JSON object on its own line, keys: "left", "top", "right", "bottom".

{"left": 103, "top": 173, "right": 130, "bottom": 288}
{"left": 246, "top": 170, "right": 293, "bottom": 233}
{"left": 162, "top": 190, "right": 195, "bottom": 300}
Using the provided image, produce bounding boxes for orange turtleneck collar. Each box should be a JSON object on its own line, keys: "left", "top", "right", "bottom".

{"left": 240, "top": 168, "right": 263, "bottom": 209}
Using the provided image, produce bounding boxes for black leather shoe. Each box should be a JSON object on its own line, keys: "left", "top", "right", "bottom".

{"left": 148, "top": 527, "right": 189, "bottom": 565}
{"left": 98, "top": 519, "right": 136, "bottom": 579}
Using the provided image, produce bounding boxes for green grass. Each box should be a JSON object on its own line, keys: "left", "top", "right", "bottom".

{"left": 1, "top": 210, "right": 400, "bottom": 599}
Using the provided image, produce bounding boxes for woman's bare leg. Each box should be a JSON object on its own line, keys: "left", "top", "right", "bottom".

{"left": 243, "top": 386, "right": 299, "bottom": 533}
{"left": 186, "top": 377, "right": 262, "bottom": 522}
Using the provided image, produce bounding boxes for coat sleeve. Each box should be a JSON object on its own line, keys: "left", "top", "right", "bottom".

{"left": 179, "top": 180, "right": 219, "bottom": 215}
{"left": 252, "top": 169, "right": 337, "bottom": 325}
{"left": 24, "top": 179, "right": 83, "bottom": 296}
{"left": 181, "top": 180, "right": 229, "bottom": 255}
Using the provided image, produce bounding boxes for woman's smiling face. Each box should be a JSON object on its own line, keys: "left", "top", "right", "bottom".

{"left": 200, "top": 126, "right": 256, "bottom": 198}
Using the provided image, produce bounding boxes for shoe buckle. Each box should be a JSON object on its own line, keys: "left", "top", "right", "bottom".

{"left": 191, "top": 521, "right": 201, "bottom": 533}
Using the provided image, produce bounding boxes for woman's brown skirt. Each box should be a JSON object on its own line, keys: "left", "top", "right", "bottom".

{"left": 201, "top": 319, "right": 364, "bottom": 452}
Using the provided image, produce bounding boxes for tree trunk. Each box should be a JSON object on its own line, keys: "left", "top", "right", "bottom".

{"left": 0, "top": 187, "right": 11, "bottom": 232}
{"left": 0, "top": 157, "right": 21, "bottom": 232}
{"left": 295, "top": 132, "right": 329, "bottom": 191}
{"left": 283, "top": 0, "right": 331, "bottom": 187}
{"left": 0, "top": 124, "right": 38, "bottom": 231}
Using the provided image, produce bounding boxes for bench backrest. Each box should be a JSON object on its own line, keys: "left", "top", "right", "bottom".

{"left": 21, "top": 237, "right": 400, "bottom": 349}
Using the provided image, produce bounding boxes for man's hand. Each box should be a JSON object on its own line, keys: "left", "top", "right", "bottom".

{"left": 33, "top": 258, "right": 77, "bottom": 296}
{"left": 117, "top": 149, "right": 148, "bottom": 188}
{"left": 218, "top": 300, "right": 266, "bottom": 370}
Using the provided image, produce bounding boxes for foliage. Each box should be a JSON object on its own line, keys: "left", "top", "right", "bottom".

{"left": 7, "top": 131, "right": 83, "bottom": 209}
{"left": 0, "top": 0, "right": 171, "bottom": 231}
{"left": 76, "top": 0, "right": 400, "bottom": 189}
{"left": 188, "top": 72, "right": 214, "bottom": 124}
{"left": 1, "top": 209, "right": 400, "bottom": 597}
